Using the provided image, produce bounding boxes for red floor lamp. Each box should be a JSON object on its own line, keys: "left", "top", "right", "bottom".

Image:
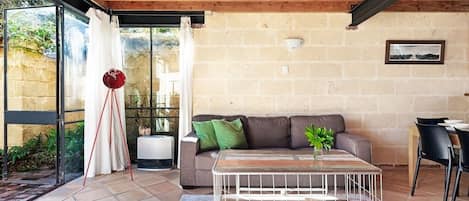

{"left": 83, "top": 69, "right": 134, "bottom": 186}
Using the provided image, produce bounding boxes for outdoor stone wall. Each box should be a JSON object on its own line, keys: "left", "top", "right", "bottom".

{"left": 192, "top": 12, "right": 469, "bottom": 165}
{"left": 0, "top": 47, "right": 56, "bottom": 148}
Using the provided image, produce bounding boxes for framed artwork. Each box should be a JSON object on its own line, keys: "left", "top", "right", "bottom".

{"left": 385, "top": 40, "right": 445, "bottom": 64}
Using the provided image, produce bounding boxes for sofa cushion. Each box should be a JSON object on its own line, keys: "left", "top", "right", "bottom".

{"left": 195, "top": 150, "right": 218, "bottom": 170}
{"left": 290, "top": 115, "right": 345, "bottom": 149}
{"left": 212, "top": 119, "right": 249, "bottom": 149}
{"left": 193, "top": 114, "right": 249, "bottom": 135}
{"left": 246, "top": 116, "right": 290, "bottom": 148}
{"left": 192, "top": 120, "right": 218, "bottom": 151}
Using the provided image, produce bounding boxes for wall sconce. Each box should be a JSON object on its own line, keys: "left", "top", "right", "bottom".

{"left": 284, "top": 37, "right": 304, "bottom": 51}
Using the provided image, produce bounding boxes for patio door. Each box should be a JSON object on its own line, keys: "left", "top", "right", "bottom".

{"left": 3, "top": 4, "right": 88, "bottom": 185}
{"left": 121, "top": 28, "right": 180, "bottom": 163}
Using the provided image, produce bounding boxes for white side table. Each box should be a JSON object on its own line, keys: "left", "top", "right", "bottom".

{"left": 137, "top": 135, "right": 174, "bottom": 171}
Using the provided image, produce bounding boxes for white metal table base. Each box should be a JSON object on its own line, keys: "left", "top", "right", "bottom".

{"left": 213, "top": 172, "right": 383, "bottom": 201}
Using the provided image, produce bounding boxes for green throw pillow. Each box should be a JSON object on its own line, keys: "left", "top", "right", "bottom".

{"left": 192, "top": 121, "right": 218, "bottom": 151}
{"left": 211, "top": 119, "right": 248, "bottom": 150}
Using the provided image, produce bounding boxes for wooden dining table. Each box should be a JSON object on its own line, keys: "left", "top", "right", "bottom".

{"left": 407, "top": 125, "right": 460, "bottom": 187}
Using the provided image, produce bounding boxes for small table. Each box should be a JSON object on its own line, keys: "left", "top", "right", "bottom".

{"left": 212, "top": 149, "right": 382, "bottom": 201}
{"left": 407, "top": 125, "right": 460, "bottom": 187}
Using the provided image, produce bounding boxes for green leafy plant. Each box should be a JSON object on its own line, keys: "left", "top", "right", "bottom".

{"left": 0, "top": 123, "right": 84, "bottom": 172}
{"left": 0, "top": 0, "right": 54, "bottom": 45}
{"left": 7, "top": 10, "right": 56, "bottom": 54}
{"left": 64, "top": 122, "right": 84, "bottom": 172}
{"left": 304, "top": 124, "right": 334, "bottom": 151}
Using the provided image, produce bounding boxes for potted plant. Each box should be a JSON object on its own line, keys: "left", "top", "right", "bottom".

{"left": 304, "top": 124, "right": 334, "bottom": 160}
{"left": 131, "top": 91, "right": 151, "bottom": 136}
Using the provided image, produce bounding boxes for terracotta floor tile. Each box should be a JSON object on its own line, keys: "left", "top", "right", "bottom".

{"left": 145, "top": 182, "right": 180, "bottom": 195}
{"left": 115, "top": 189, "right": 151, "bottom": 201}
{"left": 135, "top": 175, "right": 167, "bottom": 187}
{"left": 141, "top": 197, "right": 161, "bottom": 201}
{"left": 153, "top": 189, "right": 182, "bottom": 201}
{"left": 37, "top": 167, "right": 469, "bottom": 201}
{"left": 74, "top": 188, "right": 112, "bottom": 201}
{"left": 107, "top": 181, "right": 139, "bottom": 194}
{"left": 96, "top": 196, "right": 118, "bottom": 201}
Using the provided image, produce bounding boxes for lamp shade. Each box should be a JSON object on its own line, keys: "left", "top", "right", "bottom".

{"left": 103, "top": 68, "right": 126, "bottom": 89}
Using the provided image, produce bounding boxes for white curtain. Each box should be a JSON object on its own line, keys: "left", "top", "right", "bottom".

{"left": 84, "top": 8, "right": 126, "bottom": 177}
{"left": 178, "top": 17, "right": 194, "bottom": 167}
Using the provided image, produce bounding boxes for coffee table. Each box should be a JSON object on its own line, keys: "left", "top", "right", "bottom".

{"left": 212, "top": 149, "right": 382, "bottom": 201}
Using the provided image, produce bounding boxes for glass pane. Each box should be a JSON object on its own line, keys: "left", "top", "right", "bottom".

{"left": 152, "top": 28, "right": 179, "bottom": 134}
{"left": 152, "top": 28, "right": 179, "bottom": 161}
{"left": 63, "top": 122, "right": 84, "bottom": 182}
{"left": 6, "top": 124, "right": 56, "bottom": 185}
{"left": 63, "top": 9, "right": 87, "bottom": 182}
{"left": 6, "top": 7, "right": 57, "bottom": 111}
{"left": 121, "top": 28, "right": 150, "bottom": 160}
{"left": 64, "top": 111, "right": 84, "bottom": 123}
{"left": 64, "top": 9, "right": 88, "bottom": 111}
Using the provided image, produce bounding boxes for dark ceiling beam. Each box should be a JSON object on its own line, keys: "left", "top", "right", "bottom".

{"left": 348, "top": 0, "right": 397, "bottom": 28}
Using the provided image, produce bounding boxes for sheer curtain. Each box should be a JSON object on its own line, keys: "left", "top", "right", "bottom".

{"left": 178, "top": 17, "right": 194, "bottom": 167}
{"left": 84, "top": 8, "right": 126, "bottom": 177}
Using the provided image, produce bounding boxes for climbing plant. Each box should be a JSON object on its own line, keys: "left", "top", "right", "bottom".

{"left": 0, "top": 0, "right": 53, "bottom": 46}
{"left": 0, "top": 123, "right": 84, "bottom": 172}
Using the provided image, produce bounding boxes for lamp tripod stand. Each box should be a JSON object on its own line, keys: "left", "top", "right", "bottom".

{"left": 82, "top": 88, "right": 134, "bottom": 186}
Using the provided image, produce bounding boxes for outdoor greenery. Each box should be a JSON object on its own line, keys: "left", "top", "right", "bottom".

{"left": 304, "top": 124, "right": 334, "bottom": 151}
{"left": 0, "top": 0, "right": 53, "bottom": 40}
{"left": 0, "top": 123, "right": 84, "bottom": 172}
{"left": 7, "top": 12, "right": 56, "bottom": 54}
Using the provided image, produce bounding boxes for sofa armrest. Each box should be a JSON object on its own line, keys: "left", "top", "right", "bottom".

{"left": 180, "top": 132, "right": 199, "bottom": 187}
{"left": 335, "top": 132, "right": 372, "bottom": 163}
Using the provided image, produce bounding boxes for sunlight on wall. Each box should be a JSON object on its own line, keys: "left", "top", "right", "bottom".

{"left": 192, "top": 12, "right": 469, "bottom": 165}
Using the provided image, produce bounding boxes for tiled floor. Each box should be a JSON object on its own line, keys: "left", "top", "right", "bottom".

{"left": 0, "top": 168, "right": 57, "bottom": 201}
{"left": 0, "top": 182, "right": 55, "bottom": 201}
{"left": 37, "top": 166, "right": 469, "bottom": 201}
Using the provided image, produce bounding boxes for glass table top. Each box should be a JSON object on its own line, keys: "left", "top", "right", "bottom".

{"left": 213, "top": 149, "right": 382, "bottom": 174}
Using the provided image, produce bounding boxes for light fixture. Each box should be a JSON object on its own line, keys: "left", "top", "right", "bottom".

{"left": 284, "top": 37, "right": 304, "bottom": 51}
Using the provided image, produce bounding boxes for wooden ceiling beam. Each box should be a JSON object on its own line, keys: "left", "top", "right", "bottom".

{"left": 387, "top": 1, "right": 469, "bottom": 12}
{"left": 103, "top": 0, "right": 469, "bottom": 12}
{"left": 90, "top": 0, "right": 109, "bottom": 8}
{"left": 105, "top": 1, "right": 360, "bottom": 11}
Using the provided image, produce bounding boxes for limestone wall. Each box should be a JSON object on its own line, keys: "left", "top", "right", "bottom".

{"left": 0, "top": 47, "right": 56, "bottom": 148}
{"left": 192, "top": 12, "right": 469, "bottom": 165}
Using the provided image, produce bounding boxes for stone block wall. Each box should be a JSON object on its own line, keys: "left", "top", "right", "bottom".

{"left": 0, "top": 47, "right": 56, "bottom": 147}
{"left": 192, "top": 12, "right": 469, "bottom": 165}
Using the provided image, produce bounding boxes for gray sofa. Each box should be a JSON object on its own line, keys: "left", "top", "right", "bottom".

{"left": 180, "top": 114, "right": 371, "bottom": 188}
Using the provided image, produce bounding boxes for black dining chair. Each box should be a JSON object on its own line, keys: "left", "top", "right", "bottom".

{"left": 411, "top": 123, "right": 457, "bottom": 201}
{"left": 417, "top": 117, "right": 449, "bottom": 125}
{"left": 452, "top": 128, "right": 469, "bottom": 201}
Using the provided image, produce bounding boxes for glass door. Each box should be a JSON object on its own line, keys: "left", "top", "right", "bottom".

{"left": 62, "top": 8, "right": 87, "bottom": 182}
{"left": 3, "top": 4, "right": 89, "bottom": 185}
{"left": 121, "top": 27, "right": 180, "bottom": 163}
{"left": 4, "top": 6, "right": 58, "bottom": 185}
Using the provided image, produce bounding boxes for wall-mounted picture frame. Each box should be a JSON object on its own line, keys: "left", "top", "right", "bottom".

{"left": 385, "top": 40, "right": 445, "bottom": 64}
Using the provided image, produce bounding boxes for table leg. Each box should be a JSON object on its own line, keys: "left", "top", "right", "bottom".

{"left": 408, "top": 127, "right": 419, "bottom": 187}
{"left": 236, "top": 175, "right": 240, "bottom": 201}
{"left": 213, "top": 174, "right": 222, "bottom": 201}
